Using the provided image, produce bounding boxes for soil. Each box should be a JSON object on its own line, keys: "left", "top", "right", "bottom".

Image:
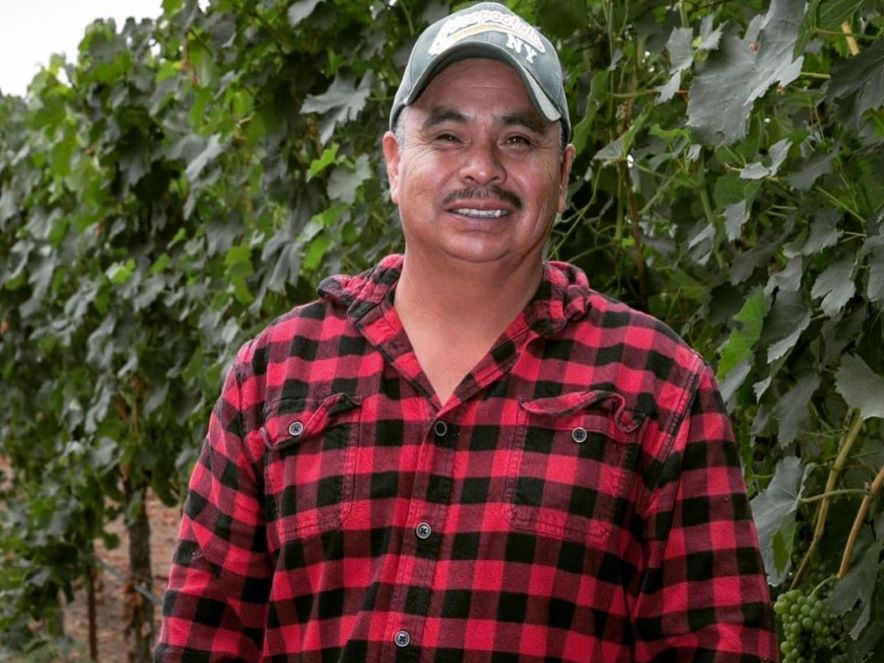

{"left": 62, "top": 493, "right": 181, "bottom": 663}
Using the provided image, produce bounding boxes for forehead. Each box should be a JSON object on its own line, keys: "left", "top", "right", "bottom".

{"left": 410, "top": 58, "right": 537, "bottom": 117}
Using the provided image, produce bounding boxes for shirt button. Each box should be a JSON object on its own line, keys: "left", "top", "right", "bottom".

{"left": 288, "top": 421, "right": 304, "bottom": 437}
{"left": 394, "top": 629, "right": 411, "bottom": 648}
{"left": 415, "top": 522, "right": 432, "bottom": 540}
{"left": 433, "top": 420, "right": 448, "bottom": 437}
{"left": 571, "top": 426, "right": 588, "bottom": 444}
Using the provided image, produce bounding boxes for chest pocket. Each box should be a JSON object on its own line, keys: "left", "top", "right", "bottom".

{"left": 503, "top": 390, "right": 642, "bottom": 544}
{"left": 262, "top": 393, "right": 362, "bottom": 539}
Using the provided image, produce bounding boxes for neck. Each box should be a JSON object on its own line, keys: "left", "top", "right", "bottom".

{"left": 394, "top": 251, "right": 543, "bottom": 336}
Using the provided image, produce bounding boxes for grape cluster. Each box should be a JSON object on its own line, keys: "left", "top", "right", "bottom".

{"left": 774, "top": 588, "right": 847, "bottom": 663}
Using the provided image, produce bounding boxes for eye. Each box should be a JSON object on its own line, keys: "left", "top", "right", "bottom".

{"left": 434, "top": 133, "right": 460, "bottom": 143}
{"left": 505, "top": 134, "right": 532, "bottom": 146}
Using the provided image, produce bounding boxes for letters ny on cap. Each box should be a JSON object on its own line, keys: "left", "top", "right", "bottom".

{"left": 428, "top": 8, "right": 546, "bottom": 64}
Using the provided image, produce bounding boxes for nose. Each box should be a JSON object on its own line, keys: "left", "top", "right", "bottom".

{"left": 459, "top": 138, "right": 505, "bottom": 186}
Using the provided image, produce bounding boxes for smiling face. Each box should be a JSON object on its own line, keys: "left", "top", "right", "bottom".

{"left": 383, "top": 58, "right": 574, "bottom": 273}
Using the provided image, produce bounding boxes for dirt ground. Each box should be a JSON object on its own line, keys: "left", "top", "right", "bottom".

{"left": 62, "top": 494, "right": 181, "bottom": 663}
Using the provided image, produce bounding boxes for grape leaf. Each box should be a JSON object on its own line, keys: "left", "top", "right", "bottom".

{"left": 717, "top": 289, "right": 769, "bottom": 379}
{"left": 810, "top": 252, "right": 856, "bottom": 317}
{"left": 788, "top": 142, "right": 838, "bottom": 191}
{"left": 829, "top": 541, "right": 882, "bottom": 640}
{"left": 750, "top": 456, "right": 812, "bottom": 585}
{"left": 836, "top": 355, "right": 884, "bottom": 420}
{"left": 288, "top": 0, "right": 325, "bottom": 27}
{"left": 303, "top": 72, "right": 374, "bottom": 144}
{"left": 739, "top": 138, "right": 791, "bottom": 179}
{"left": 773, "top": 373, "right": 820, "bottom": 446}
{"left": 659, "top": 27, "right": 691, "bottom": 102}
{"left": 762, "top": 289, "right": 811, "bottom": 363}
{"left": 687, "top": 0, "right": 806, "bottom": 144}
{"left": 865, "top": 236, "right": 884, "bottom": 304}
{"left": 828, "top": 39, "right": 884, "bottom": 128}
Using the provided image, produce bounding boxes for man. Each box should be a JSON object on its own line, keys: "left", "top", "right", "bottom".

{"left": 155, "top": 3, "right": 778, "bottom": 661}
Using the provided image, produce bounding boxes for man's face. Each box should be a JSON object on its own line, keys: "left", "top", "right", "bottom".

{"left": 383, "top": 58, "right": 574, "bottom": 270}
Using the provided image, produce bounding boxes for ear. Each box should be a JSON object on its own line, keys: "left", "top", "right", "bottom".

{"left": 382, "top": 131, "right": 402, "bottom": 205}
{"left": 557, "top": 144, "right": 576, "bottom": 213}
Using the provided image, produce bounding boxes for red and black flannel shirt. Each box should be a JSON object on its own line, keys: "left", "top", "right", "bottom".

{"left": 155, "top": 254, "right": 778, "bottom": 662}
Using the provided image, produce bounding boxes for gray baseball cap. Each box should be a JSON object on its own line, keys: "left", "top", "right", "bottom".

{"left": 389, "top": 2, "right": 571, "bottom": 141}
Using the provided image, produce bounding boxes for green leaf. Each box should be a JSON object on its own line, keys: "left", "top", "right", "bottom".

{"left": 287, "top": 0, "right": 326, "bottom": 27}
{"left": 739, "top": 138, "right": 791, "bottom": 179}
{"left": 302, "top": 72, "right": 374, "bottom": 144}
{"left": 687, "top": 0, "right": 806, "bottom": 144}
{"left": 828, "top": 39, "right": 884, "bottom": 127}
{"left": 328, "top": 154, "right": 371, "bottom": 204}
{"left": 717, "top": 289, "right": 770, "bottom": 380}
{"left": 696, "top": 14, "right": 723, "bottom": 52}
{"left": 810, "top": 252, "right": 856, "bottom": 317}
{"left": 762, "top": 289, "right": 811, "bottom": 363}
{"left": 310, "top": 203, "right": 348, "bottom": 228}
{"left": 865, "top": 236, "right": 884, "bottom": 304}
{"left": 788, "top": 142, "right": 838, "bottom": 191}
{"left": 106, "top": 259, "right": 136, "bottom": 285}
{"left": 308, "top": 144, "right": 340, "bottom": 181}
{"left": 764, "top": 256, "right": 803, "bottom": 295}
{"left": 836, "top": 355, "right": 884, "bottom": 420}
{"left": 668, "top": 27, "right": 695, "bottom": 73}
{"left": 724, "top": 200, "right": 749, "bottom": 241}
{"left": 185, "top": 133, "right": 224, "bottom": 183}
{"left": 799, "top": 209, "right": 842, "bottom": 256}
{"left": 829, "top": 540, "right": 882, "bottom": 639}
{"left": 750, "top": 456, "right": 811, "bottom": 585}
{"left": 303, "top": 232, "right": 332, "bottom": 271}
{"left": 224, "top": 243, "right": 252, "bottom": 269}
{"left": 818, "top": 0, "right": 864, "bottom": 30}
{"left": 773, "top": 373, "right": 820, "bottom": 446}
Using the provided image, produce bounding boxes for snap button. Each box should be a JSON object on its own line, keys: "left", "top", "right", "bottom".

{"left": 433, "top": 420, "right": 448, "bottom": 437}
{"left": 288, "top": 421, "right": 304, "bottom": 437}
{"left": 394, "top": 629, "right": 411, "bottom": 647}
{"left": 571, "top": 426, "right": 588, "bottom": 444}
{"left": 415, "top": 522, "right": 432, "bottom": 540}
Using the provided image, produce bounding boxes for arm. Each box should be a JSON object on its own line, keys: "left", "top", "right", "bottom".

{"left": 154, "top": 348, "right": 272, "bottom": 662}
{"left": 632, "top": 365, "right": 779, "bottom": 662}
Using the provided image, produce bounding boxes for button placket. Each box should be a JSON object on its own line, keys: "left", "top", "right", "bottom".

{"left": 384, "top": 415, "right": 457, "bottom": 657}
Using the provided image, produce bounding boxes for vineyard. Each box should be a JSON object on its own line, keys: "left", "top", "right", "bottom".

{"left": 1, "top": 0, "right": 882, "bottom": 661}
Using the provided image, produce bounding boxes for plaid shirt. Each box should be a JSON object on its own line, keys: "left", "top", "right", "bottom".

{"left": 155, "top": 254, "right": 778, "bottom": 662}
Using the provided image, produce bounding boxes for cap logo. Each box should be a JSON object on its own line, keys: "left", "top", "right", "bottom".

{"left": 428, "top": 8, "right": 546, "bottom": 60}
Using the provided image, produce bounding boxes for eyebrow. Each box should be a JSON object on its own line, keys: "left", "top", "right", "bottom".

{"left": 421, "top": 106, "right": 546, "bottom": 134}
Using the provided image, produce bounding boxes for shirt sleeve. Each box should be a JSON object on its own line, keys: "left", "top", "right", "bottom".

{"left": 154, "top": 347, "right": 272, "bottom": 662}
{"left": 631, "top": 364, "right": 780, "bottom": 662}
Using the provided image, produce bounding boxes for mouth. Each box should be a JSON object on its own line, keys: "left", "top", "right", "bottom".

{"left": 442, "top": 187, "right": 523, "bottom": 219}
{"left": 450, "top": 207, "right": 511, "bottom": 219}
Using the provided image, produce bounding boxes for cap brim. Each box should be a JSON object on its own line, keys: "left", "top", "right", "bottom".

{"left": 403, "top": 43, "right": 561, "bottom": 124}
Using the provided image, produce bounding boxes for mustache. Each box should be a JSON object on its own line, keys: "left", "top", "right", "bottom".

{"left": 442, "top": 186, "right": 522, "bottom": 211}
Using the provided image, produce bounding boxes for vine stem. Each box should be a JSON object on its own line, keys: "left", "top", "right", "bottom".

{"left": 791, "top": 411, "right": 864, "bottom": 588}
{"left": 838, "top": 462, "right": 884, "bottom": 579}
{"left": 800, "top": 488, "right": 869, "bottom": 504}
{"left": 841, "top": 22, "right": 860, "bottom": 56}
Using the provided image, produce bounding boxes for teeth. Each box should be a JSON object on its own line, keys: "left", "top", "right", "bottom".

{"left": 453, "top": 208, "right": 508, "bottom": 218}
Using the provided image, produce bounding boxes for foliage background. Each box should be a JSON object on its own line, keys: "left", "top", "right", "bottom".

{"left": 1, "top": 0, "right": 882, "bottom": 660}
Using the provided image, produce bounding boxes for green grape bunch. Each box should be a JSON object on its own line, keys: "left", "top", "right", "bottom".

{"left": 773, "top": 587, "right": 848, "bottom": 663}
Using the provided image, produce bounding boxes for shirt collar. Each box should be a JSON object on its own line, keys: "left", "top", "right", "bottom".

{"left": 318, "top": 254, "right": 590, "bottom": 335}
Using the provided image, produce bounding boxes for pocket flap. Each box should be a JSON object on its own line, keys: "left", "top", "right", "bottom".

{"left": 520, "top": 389, "right": 644, "bottom": 434}
{"left": 262, "top": 393, "right": 361, "bottom": 450}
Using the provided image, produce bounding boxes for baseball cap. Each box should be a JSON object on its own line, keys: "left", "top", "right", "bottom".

{"left": 389, "top": 2, "right": 571, "bottom": 141}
